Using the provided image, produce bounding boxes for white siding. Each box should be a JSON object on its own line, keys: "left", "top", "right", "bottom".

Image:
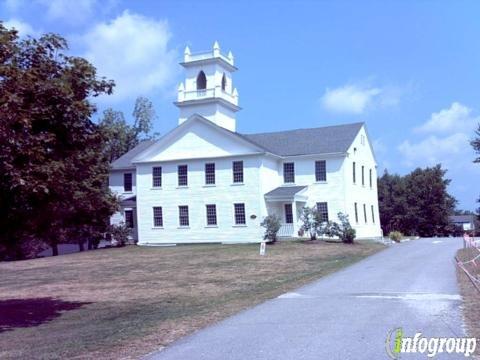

{"left": 109, "top": 169, "right": 136, "bottom": 198}
{"left": 110, "top": 119, "right": 382, "bottom": 243}
{"left": 136, "top": 155, "right": 264, "bottom": 244}
{"left": 343, "top": 127, "right": 382, "bottom": 238}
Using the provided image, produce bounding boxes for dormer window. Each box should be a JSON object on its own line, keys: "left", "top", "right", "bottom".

{"left": 221, "top": 73, "right": 227, "bottom": 91}
{"left": 197, "top": 71, "right": 207, "bottom": 90}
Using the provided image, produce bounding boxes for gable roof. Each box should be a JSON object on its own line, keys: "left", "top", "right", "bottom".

{"left": 239, "top": 122, "right": 364, "bottom": 156}
{"left": 110, "top": 120, "right": 365, "bottom": 168}
{"left": 111, "top": 140, "right": 156, "bottom": 169}
{"left": 131, "top": 115, "right": 267, "bottom": 163}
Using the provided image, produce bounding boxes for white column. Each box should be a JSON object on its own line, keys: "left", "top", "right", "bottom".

{"left": 292, "top": 201, "right": 298, "bottom": 237}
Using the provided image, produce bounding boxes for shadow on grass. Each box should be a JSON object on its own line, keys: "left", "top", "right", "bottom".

{"left": 0, "top": 297, "right": 91, "bottom": 333}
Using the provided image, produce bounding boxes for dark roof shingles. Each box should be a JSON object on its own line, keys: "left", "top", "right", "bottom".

{"left": 240, "top": 122, "right": 363, "bottom": 156}
{"left": 264, "top": 186, "right": 307, "bottom": 198}
{"left": 111, "top": 140, "right": 156, "bottom": 169}
{"left": 110, "top": 122, "right": 364, "bottom": 168}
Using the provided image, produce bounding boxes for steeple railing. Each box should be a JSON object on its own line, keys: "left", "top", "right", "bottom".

{"left": 179, "top": 87, "right": 238, "bottom": 106}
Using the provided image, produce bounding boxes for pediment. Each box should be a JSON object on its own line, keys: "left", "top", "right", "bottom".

{"left": 134, "top": 115, "right": 263, "bottom": 163}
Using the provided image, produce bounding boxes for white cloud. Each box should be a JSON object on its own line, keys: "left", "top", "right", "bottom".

{"left": 82, "top": 10, "right": 178, "bottom": 102}
{"left": 414, "top": 102, "right": 478, "bottom": 134}
{"left": 36, "top": 0, "right": 97, "bottom": 26}
{"left": 321, "top": 84, "right": 381, "bottom": 114}
{"left": 398, "top": 102, "right": 480, "bottom": 173}
{"left": 398, "top": 133, "right": 469, "bottom": 167}
{"left": 3, "top": 18, "right": 38, "bottom": 37}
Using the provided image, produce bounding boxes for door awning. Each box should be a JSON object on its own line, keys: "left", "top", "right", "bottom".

{"left": 264, "top": 186, "right": 308, "bottom": 202}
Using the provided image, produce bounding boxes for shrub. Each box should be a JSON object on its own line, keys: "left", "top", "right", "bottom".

{"left": 300, "top": 206, "right": 322, "bottom": 240}
{"left": 109, "top": 222, "right": 131, "bottom": 247}
{"left": 261, "top": 214, "right": 282, "bottom": 243}
{"left": 389, "top": 231, "right": 403, "bottom": 242}
{"left": 322, "top": 212, "right": 356, "bottom": 244}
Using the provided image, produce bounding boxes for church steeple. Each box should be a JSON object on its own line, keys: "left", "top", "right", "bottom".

{"left": 175, "top": 41, "right": 240, "bottom": 132}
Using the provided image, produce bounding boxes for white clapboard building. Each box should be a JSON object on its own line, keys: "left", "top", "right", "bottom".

{"left": 109, "top": 42, "right": 382, "bottom": 244}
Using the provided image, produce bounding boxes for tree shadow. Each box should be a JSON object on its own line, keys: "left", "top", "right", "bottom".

{"left": 0, "top": 298, "right": 91, "bottom": 333}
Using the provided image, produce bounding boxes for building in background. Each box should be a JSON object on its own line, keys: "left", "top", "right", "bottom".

{"left": 108, "top": 42, "right": 382, "bottom": 244}
{"left": 449, "top": 215, "right": 478, "bottom": 234}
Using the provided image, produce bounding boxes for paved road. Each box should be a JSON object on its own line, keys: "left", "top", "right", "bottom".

{"left": 147, "top": 238, "right": 466, "bottom": 359}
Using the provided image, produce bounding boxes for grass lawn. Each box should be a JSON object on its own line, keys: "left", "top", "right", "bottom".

{"left": 0, "top": 240, "right": 384, "bottom": 359}
{"left": 456, "top": 247, "right": 480, "bottom": 355}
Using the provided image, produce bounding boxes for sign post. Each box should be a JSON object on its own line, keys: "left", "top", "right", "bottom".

{"left": 260, "top": 241, "right": 266, "bottom": 256}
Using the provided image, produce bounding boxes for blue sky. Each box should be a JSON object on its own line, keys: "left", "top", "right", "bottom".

{"left": 2, "top": 0, "right": 480, "bottom": 210}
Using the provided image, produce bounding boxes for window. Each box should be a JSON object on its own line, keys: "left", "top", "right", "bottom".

{"left": 206, "top": 204, "right": 217, "bottom": 226}
{"left": 197, "top": 70, "right": 207, "bottom": 90}
{"left": 354, "top": 203, "right": 359, "bottom": 223}
{"left": 234, "top": 203, "right": 246, "bottom": 225}
{"left": 221, "top": 73, "right": 227, "bottom": 91}
{"left": 232, "top": 161, "right": 244, "bottom": 183}
{"left": 353, "top": 162, "right": 356, "bottom": 184}
{"left": 123, "top": 173, "right": 132, "bottom": 192}
{"left": 371, "top": 205, "right": 375, "bottom": 224}
{"left": 315, "top": 160, "right": 326, "bottom": 182}
{"left": 152, "top": 166, "right": 162, "bottom": 187}
{"left": 363, "top": 204, "right": 367, "bottom": 224}
{"left": 316, "top": 202, "right": 329, "bottom": 223}
{"left": 153, "top": 207, "right": 163, "bottom": 227}
{"left": 205, "top": 163, "right": 215, "bottom": 185}
{"left": 283, "top": 162, "right": 295, "bottom": 183}
{"left": 125, "top": 209, "right": 134, "bottom": 228}
{"left": 361, "top": 166, "right": 365, "bottom": 186}
{"left": 369, "top": 169, "right": 372, "bottom": 188}
{"left": 361, "top": 135, "right": 365, "bottom": 145}
{"left": 178, "top": 165, "right": 188, "bottom": 186}
{"left": 284, "top": 204, "right": 293, "bottom": 224}
{"left": 179, "top": 206, "right": 189, "bottom": 227}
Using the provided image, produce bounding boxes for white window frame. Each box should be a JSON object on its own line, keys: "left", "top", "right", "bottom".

{"left": 178, "top": 205, "right": 189, "bottom": 227}
{"left": 205, "top": 163, "right": 216, "bottom": 185}
{"left": 315, "top": 160, "right": 327, "bottom": 182}
{"left": 206, "top": 204, "right": 217, "bottom": 226}
{"left": 233, "top": 203, "right": 246, "bottom": 226}
{"left": 178, "top": 164, "right": 188, "bottom": 187}
{"left": 153, "top": 206, "right": 163, "bottom": 228}
{"left": 152, "top": 166, "right": 162, "bottom": 188}
{"left": 283, "top": 162, "right": 295, "bottom": 184}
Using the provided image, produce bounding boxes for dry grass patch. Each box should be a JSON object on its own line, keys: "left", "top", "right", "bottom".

{"left": 456, "top": 247, "right": 480, "bottom": 356}
{"left": 0, "top": 241, "right": 384, "bottom": 359}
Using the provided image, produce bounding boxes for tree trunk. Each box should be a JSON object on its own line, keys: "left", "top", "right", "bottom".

{"left": 51, "top": 243, "right": 59, "bottom": 256}
{"left": 78, "top": 241, "right": 85, "bottom": 252}
{"left": 87, "top": 239, "right": 93, "bottom": 250}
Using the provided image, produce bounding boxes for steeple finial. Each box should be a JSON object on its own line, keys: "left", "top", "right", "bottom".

{"left": 213, "top": 41, "right": 220, "bottom": 56}
{"left": 184, "top": 46, "right": 191, "bottom": 62}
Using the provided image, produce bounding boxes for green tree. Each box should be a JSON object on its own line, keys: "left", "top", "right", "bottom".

{"left": 0, "top": 25, "right": 118, "bottom": 259}
{"left": 109, "top": 222, "right": 131, "bottom": 247}
{"left": 471, "top": 124, "right": 480, "bottom": 163}
{"left": 300, "top": 206, "right": 322, "bottom": 240}
{"left": 377, "top": 170, "right": 410, "bottom": 234}
{"left": 323, "top": 212, "right": 356, "bottom": 244}
{"left": 405, "top": 165, "right": 456, "bottom": 236}
{"left": 99, "top": 96, "right": 158, "bottom": 162}
{"left": 377, "top": 165, "right": 456, "bottom": 237}
{"left": 471, "top": 124, "right": 480, "bottom": 213}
